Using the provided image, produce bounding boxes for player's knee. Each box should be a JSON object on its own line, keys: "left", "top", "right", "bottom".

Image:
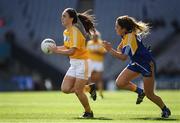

{"left": 61, "top": 87, "right": 71, "bottom": 94}
{"left": 115, "top": 79, "right": 126, "bottom": 88}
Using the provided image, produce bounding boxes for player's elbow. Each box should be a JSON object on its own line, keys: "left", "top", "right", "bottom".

{"left": 120, "top": 55, "right": 128, "bottom": 61}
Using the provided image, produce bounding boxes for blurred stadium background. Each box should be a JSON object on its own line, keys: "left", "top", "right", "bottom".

{"left": 0, "top": 0, "right": 180, "bottom": 91}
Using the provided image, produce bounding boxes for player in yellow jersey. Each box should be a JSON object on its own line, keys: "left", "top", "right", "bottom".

{"left": 49, "top": 8, "right": 97, "bottom": 118}
{"left": 87, "top": 32, "right": 106, "bottom": 98}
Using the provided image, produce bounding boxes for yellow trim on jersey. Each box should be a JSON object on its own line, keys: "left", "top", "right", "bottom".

{"left": 117, "top": 32, "right": 138, "bottom": 55}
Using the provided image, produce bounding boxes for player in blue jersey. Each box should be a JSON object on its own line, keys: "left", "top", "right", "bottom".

{"left": 103, "top": 15, "right": 171, "bottom": 118}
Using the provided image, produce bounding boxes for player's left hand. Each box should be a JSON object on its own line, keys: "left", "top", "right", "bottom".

{"left": 48, "top": 45, "right": 57, "bottom": 53}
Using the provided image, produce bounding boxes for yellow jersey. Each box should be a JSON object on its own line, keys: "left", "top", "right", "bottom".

{"left": 87, "top": 39, "right": 106, "bottom": 62}
{"left": 117, "top": 32, "right": 137, "bottom": 55}
{"left": 63, "top": 26, "right": 89, "bottom": 59}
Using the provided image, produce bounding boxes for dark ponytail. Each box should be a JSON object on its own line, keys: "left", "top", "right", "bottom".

{"left": 64, "top": 8, "right": 96, "bottom": 35}
{"left": 77, "top": 10, "right": 96, "bottom": 34}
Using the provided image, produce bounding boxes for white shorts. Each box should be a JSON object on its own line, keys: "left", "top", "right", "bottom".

{"left": 90, "top": 60, "right": 104, "bottom": 72}
{"left": 66, "top": 59, "right": 91, "bottom": 80}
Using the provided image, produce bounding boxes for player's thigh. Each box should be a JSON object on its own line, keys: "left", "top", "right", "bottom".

{"left": 143, "top": 62, "right": 155, "bottom": 95}
{"left": 61, "top": 61, "right": 76, "bottom": 91}
{"left": 116, "top": 68, "right": 140, "bottom": 85}
{"left": 61, "top": 75, "right": 76, "bottom": 92}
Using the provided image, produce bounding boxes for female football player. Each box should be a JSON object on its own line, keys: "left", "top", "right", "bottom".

{"left": 87, "top": 32, "right": 106, "bottom": 98}
{"left": 103, "top": 15, "right": 171, "bottom": 118}
{"left": 49, "top": 8, "right": 97, "bottom": 118}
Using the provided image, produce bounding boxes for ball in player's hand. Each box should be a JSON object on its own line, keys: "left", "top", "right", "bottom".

{"left": 41, "top": 38, "right": 56, "bottom": 54}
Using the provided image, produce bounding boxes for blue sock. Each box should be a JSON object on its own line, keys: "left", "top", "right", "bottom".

{"left": 135, "top": 87, "right": 143, "bottom": 94}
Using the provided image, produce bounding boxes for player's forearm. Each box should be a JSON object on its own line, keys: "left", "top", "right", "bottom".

{"left": 55, "top": 48, "right": 74, "bottom": 55}
{"left": 56, "top": 46, "right": 67, "bottom": 50}
{"left": 109, "top": 48, "right": 128, "bottom": 61}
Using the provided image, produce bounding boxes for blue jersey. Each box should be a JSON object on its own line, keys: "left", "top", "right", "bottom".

{"left": 118, "top": 32, "right": 154, "bottom": 77}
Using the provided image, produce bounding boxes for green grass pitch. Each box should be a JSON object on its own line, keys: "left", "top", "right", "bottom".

{"left": 0, "top": 90, "right": 179, "bottom": 123}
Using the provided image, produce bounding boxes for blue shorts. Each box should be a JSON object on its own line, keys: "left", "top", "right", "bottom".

{"left": 127, "top": 61, "right": 153, "bottom": 77}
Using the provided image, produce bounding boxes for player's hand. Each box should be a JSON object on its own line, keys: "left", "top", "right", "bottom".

{"left": 102, "top": 41, "right": 112, "bottom": 51}
{"left": 48, "top": 45, "right": 57, "bottom": 53}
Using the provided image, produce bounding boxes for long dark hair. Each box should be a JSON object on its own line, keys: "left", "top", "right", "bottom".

{"left": 117, "top": 15, "right": 150, "bottom": 37}
{"left": 64, "top": 8, "right": 96, "bottom": 34}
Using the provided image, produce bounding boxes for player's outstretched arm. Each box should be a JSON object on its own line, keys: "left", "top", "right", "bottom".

{"left": 102, "top": 41, "right": 128, "bottom": 61}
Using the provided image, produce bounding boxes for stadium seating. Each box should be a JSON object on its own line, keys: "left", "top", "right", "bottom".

{"left": 1, "top": 0, "right": 78, "bottom": 72}
{"left": 156, "top": 34, "right": 180, "bottom": 73}
{"left": 93, "top": 0, "right": 180, "bottom": 77}
{"left": 0, "top": 0, "right": 180, "bottom": 81}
